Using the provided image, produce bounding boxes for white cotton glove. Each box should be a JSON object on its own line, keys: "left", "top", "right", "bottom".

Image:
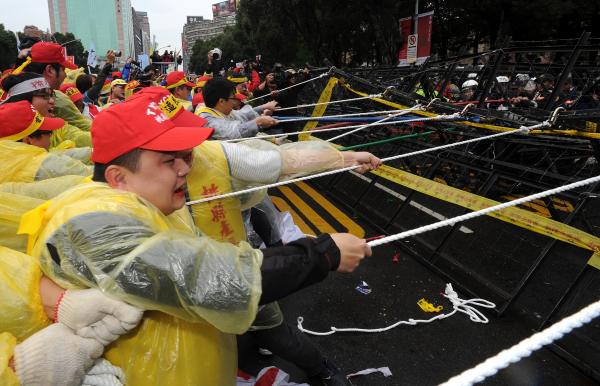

{"left": 82, "top": 358, "right": 126, "bottom": 386}
{"left": 13, "top": 323, "right": 103, "bottom": 386}
{"left": 57, "top": 288, "right": 144, "bottom": 345}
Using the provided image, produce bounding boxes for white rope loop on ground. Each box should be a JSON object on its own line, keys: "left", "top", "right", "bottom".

{"left": 275, "top": 93, "right": 383, "bottom": 112}
{"left": 244, "top": 71, "right": 330, "bottom": 104}
{"left": 296, "top": 283, "right": 496, "bottom": 336}
{"left": 326, "top": 105, "right": 426, "bottom": 142}
{"left": 187, "top": 123, "right": 539, "bottom": 206}
{"left": 368, "top": 169, "right": 600, "bottom": 248}
{"left": 439, "top": 299, "right": 600, "bottom": 386}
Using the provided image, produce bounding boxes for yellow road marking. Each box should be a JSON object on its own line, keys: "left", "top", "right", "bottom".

{"left": 294, "top": 181, "right": 365, "bottom": 238}
{"left": 270, "top": 196, "right": 316, "bottom": 236}
{"left": 277, "top": 186, "right": 337, "bottom": 233}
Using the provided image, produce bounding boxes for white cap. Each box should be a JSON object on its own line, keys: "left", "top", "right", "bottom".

{"left": 462, "top": 79, "right": 479, "bottom": 89}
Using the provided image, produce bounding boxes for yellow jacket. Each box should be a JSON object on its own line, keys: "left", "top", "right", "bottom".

{"left": 0, "top": 141, "right": 91, "bottom": 183}
{"left": 26, "top": 183, "right": 263, "bottom": 385}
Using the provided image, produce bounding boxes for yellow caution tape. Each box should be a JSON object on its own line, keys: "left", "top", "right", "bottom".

{"left": 299, "top": 77, "right": 339, "bottom": 140}
{"left": 370, "top": 164, "right": 600, "bottom": 270}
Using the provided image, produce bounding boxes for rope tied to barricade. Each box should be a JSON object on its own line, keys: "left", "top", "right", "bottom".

{"left": 297, "top": 283, "right": 496, "bottom": 336}
{"left": 244, "top": 70, "right": 332, "bottom": 104}
{"left": 187, "top": 120, "right": 549, "bottom": 206}
{"left": 326, "top": 108, "right": 456, "bottom": 142}
{"left": 274, "top": 93, "right": 383, "bottom": 112}
{"left": 438, "top": 299, "right": 600, "bottom": 386}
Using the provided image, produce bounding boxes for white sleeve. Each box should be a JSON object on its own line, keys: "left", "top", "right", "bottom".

{"left": 221, "top": 141, "right": 282, "bottom": 183}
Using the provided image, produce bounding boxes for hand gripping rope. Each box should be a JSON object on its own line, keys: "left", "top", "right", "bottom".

{"left": 187, "top": 119, "right": 550, "bottom": 206}
{"left": 438, "top": 299, "right": 600, "bottom": 386}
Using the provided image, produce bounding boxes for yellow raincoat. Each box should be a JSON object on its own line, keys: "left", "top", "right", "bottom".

{"left": 0, "top": 333, "right": 19, "bottom": 386}
{"left": 0, "top": 141, "right": 91, "bottom": 183}
{"left": 25, "top": 183, "right": 263, "bottom": 386}
{"left": 53, "top": 90, "right": 91, "bottom": 131}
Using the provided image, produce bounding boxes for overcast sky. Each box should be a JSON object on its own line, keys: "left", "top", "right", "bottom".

{"left": 0, "top": 0, "right": 215, "bottom": 52}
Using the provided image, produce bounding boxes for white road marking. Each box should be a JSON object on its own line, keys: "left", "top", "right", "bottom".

{"left": 348, "top": 171, "right": 474, "bottom": 234}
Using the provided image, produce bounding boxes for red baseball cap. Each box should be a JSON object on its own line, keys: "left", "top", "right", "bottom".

{"left": 192, "top": 91, "right": 204, "bottom": 106}
{"left": 59, "top": 83, "right": 83, "bottom": 103}
{"left": 165, "top": 71, "right": 194, "bottom": 89}
{"left": 195, "top": 75, "right": 211, "bottom": 89}
{"left": 0, "top": 100, "right": 64, "bottom": 141}
{"left": 30, "top": 42, "right": 78, "bottom": 70}
{"left": 111, "top": 71, "right": 122, "bottom": 79}
{"left": 129, "top": 86, "right": 210, "bottom": 127}
{"left": 91, "top": 88, "right": 213, "bottom": 163}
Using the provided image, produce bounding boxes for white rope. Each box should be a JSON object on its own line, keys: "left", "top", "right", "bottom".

{"left": 275, "top": 93, "right": 382, "bottom": 112}
{"left": 327, "top": 110, "right": 459, "bottom": 142}
{"left": 187, "top": 122, "right": 545, "bottom": 206}
{"left": 244, "top": 72, "right": 330, "bottom": 103}
{"left": 274, "top": 108, "right": 417, "bottom": 122}
{"left": 223, "top": 115, "right": 423, "bottom": 143}
{"left": 439, "top": 299, "right": 600, "bottom": 386}
{"left": 297, "top": 283, "right": 496, "bottom": 336}
{"left": 368, "top": 168, "right": 599, "bottom": 248}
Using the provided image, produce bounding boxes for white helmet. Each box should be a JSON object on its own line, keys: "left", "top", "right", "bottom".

{"left": 462, "top": 79, "right": 479, "bottom": 89}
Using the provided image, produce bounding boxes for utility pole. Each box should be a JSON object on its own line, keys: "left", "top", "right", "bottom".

{"left": 414, "top": 0, "right": 419, "bottom": 34}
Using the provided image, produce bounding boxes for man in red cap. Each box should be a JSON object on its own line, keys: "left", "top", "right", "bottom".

{"left": 164, "top": 70, "right": 194, "bottom": 111}
{"left": 0, "top": 100, "right": 64, "bottom": 150}
{"left": 59, "top": 83, "right": 85, "bottom": 113}
{"left": 0, "top": 100, "right": 91, "bottom": 183}
{"left": 25, "top": 86, "right": 373, "bottom": 385}
{"left": 22, "top": 42, "right": 92, "bottom": 132}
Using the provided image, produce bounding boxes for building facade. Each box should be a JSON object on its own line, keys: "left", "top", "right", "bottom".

{"left": 132, "top": 8, "right": 151, "bottom": 57}
{"left": 181, "top": 13, "right": 236, "bottom": 72}
{"left": 47, "top": 0, "right": 136, "bottom": 60}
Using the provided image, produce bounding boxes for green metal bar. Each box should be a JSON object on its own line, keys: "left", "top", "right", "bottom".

{"left": 339, "top": 130, "right": 435, "bottom": 150}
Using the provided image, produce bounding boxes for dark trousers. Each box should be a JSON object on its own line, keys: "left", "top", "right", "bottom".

{"left": 246, "top": 321, "right": 327, "bottom": 377}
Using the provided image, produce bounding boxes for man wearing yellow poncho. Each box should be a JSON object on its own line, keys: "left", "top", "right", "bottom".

{"left": 22, "top": 89, "right": 375, "bottom": 385}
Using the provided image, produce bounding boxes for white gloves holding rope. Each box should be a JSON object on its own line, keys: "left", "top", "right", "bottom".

{"left": 12, "top": 287, "right": 143, "bottom": 386}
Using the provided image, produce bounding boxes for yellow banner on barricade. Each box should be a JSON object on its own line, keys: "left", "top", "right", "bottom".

{"left": 370, "top": 164, "right": 600, "bottom": 270}
{"left": 299, "top": 77, "right": 339, "bottom": 140}
{"left": 338, "top": 80, "right": 600, "bottom": 140}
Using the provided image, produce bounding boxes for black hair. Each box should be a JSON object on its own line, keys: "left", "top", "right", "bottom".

{"left": 26, "top": 129, "right": 52, "bottom": 139}
{"left": 202, "top": 78, "right": 236, "bottom": 108}
{"left": 76, "top": 74, "right": 94, "bottom": 94}
{"left": 1, "top": 72, "right": 46, "bottom": 104}
{"left": 26, "top": 62, "right": 62, "bottom": 76}
{"left": 92, "top": 148, "right": 143, "bottom": 182}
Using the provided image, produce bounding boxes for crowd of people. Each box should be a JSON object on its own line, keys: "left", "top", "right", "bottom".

{"left": 0, "top": 40, "right": 384, "bottom": 386}
{"left": 426, "top": 70, "right": 600, "bottom": 111}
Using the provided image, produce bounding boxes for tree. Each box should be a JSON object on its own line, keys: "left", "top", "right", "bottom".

{"left": 0, "top": 24, "right": 18, "bottom": 71}
{"left": 52, "top": 32, "right": 87, "bottom": 67}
